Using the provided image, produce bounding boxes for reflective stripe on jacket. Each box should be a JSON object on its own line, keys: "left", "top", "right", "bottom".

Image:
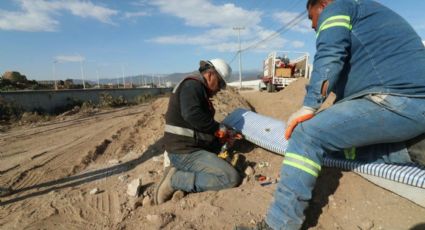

{"left": 304, "top": 0, "right": 425, "bottom": 109}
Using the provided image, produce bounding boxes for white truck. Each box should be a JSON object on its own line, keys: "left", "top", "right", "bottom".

{"left": 261, "top": 51, "right": 310, "bottom": 92}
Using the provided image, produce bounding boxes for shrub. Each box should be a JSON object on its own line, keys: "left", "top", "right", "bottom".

{"left": 0, "top": 97, "right": 23, "bottom": 121}
{"left": 99, "top": 93, "right": 128, "bottom": 108}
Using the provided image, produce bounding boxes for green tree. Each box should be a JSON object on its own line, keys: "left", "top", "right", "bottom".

{"left": 64, "top": 79, "right": 74, "bottom": 89}
{"left": 2, "top": 71, "right": 27, "bottom": 84}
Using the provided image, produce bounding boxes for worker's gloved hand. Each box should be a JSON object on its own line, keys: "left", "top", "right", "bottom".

{"left": 285, "top": 106, "right": 317, "bottom": 140}
{"left": 215, "top": 124, "right": 228, "bottom": 143}
{"left": 215, "top": 124, "right": 242, "bottom": 147}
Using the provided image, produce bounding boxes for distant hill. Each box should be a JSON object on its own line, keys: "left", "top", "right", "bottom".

{"left": 61, "top": 69, "right": 262, "bottom": 87}
{"left": 93, "top": 69, "right": 262, "bottom": 85}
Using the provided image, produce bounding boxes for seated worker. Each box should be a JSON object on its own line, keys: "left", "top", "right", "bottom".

{"left": 259, "top": 0, "right": 425, "bottom": 229}
{"left": 154, "top": 58, "right": 241, "bottom": 204}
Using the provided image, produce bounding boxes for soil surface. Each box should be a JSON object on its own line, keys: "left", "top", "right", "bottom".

{"left": 1, "top": 80, "right": 425, "bottom": 230}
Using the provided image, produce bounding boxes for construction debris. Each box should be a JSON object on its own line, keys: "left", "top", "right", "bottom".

{"left": 89, "top": 188, "right": 100, "bottom": 195}
{"left": 127, "top": 178, "right": 142, "bottom": 197}
{"left": 244, "top": 166, "right": 255, "bottom": 176}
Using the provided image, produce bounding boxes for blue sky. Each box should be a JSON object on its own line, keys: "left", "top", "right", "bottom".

{"left": 1, "top": 0, "right": 425, "bottom": 81}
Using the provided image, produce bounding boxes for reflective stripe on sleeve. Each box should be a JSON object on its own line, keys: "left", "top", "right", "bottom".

{"left": 165, "top": 124, "right": 194, "bottom": 137}
{"left": 317, "top": 15, "right": 352, "bottom": 37}
{"left": 283, "top": 152, "right": 321, "bottom": 177}
{"left": 344, "top": 147, "right": 356, "bottom": 160}
{"left": 164, "top": 124, "right": 215, "bottom": 142}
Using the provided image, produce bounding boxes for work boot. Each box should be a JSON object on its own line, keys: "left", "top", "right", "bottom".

{"left": 234, "top": 219, "right": 273, "bottom": 230}
{"left": 407, "top": 133, "right": 425, "bottom": 166}
{"left": 0, "top": 187, "right": 13, "bottom": 197}
{"left": 154, "top": 167, "right": 177, "bottom": 205}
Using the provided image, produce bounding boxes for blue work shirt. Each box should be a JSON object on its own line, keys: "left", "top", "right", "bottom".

{"left": 304, "top": 0, "right": 425, "bottom": 109}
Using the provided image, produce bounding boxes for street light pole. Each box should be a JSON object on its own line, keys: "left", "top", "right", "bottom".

{"left": 80, "top": 60, "right": 86, "bottom": 89}
{"left": 52, "top": 60, "right": 58, "bottom": 90}
{"left": 233, "top": 26, "right": 245, "bottom": 89}
{"left": 121, "top": 64, "right": 126, "bottom": 88}
{"left": 96, "top": 67, "right": 100, "bottom": 88}
{"left": 139, "top": 73, "right": 142, "bottom": 86}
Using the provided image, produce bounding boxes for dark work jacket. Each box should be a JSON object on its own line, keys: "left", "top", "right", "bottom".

{"left": 163, "top": 75, "right": 220, "bottom": 154}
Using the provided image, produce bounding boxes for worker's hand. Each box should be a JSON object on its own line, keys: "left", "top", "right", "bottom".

{"left": 215, "top": 124, "right": 228, "bottom": 143}
{"left": 285, "top": 106, "right": 317, "bottom": 140}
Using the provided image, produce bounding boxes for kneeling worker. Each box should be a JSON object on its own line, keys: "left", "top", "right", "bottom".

{"left": 155, "top": 58, "right": 241, "bottom": 204}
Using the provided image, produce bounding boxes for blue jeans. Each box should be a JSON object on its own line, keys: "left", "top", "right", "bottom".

{"left": 266, "top": 94, "right": 425, "bottom": 230}
{"left": 169, "top": 150, "right": 240, "bottom": 192}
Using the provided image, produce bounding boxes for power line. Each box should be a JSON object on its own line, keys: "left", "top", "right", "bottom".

{"left": 228, "top": 11, "right": 306, "bottom": 64}
{"left": 228, "top": 51, "right": 239, "bottom": 65}
{"left": 241, "top": 10, "right": 307, "bottom": 52}
{"left": 227, "top": 1, "right": 307, "bottom": 64}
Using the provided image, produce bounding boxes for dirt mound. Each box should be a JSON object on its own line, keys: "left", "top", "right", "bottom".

{"left": 240, "top": 78, "right": 308, "bottom": 121}
{"left": 213, "top": 87, "right": 254, "bottom": 121}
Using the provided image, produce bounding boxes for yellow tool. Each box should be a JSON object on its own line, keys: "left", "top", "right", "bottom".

{"left": 217, "top": 128, "right": 243, "bottom": 167}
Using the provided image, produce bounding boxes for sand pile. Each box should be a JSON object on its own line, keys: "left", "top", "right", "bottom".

{"left": 213, "top": 87, "right": 254, "bottom": 121}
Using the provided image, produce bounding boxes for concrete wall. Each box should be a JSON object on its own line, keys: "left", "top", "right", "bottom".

{"left": 0, "top": 88, "right": 172, "bottom": 113}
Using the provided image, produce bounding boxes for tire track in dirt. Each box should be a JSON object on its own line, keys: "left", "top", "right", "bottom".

{"left": 0, "top": 106, "right": 148, "bottom": 142}
{"left": 9, "top": 153, "right": 62, "bottom": 188}
{"left": 2, "top": 136, "right": 82, "bottom": 186}
{"left": 4, "top": 106, "right": 142, "bottom": 191}
{"left": 1, "top": 150, "right": 26, "bottom": 158}
{"left": 0, "top": 164, "right": 20, "bottom": 174}
{"left": 1, "top": 103, "right": 155, "bottom": 229}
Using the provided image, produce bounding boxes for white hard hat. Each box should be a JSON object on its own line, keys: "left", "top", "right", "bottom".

{"left": 209, "top": 58, "right": 232, "bottom": 81}
{"left": 200, "top": 58, "right": 232, "bottom": 89}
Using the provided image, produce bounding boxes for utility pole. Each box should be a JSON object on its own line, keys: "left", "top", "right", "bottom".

{"left": 233, "top": 26, "right": 245, "bottom": 89}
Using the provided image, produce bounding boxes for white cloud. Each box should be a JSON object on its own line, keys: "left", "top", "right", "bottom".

{"left": 123, "top": 11, "right": 149, "bottom": 19}
{"left": 0, "top": 8, "right": 58, "bottom": 32}
{"left": 55, "top": 55, "right": 85, "bottom": 63}
{"left": 291, "top": 41, "right": 305, "bottom": 48}
{"left": 150, "top": 26, "right": 288, "bottom": 52}
{"left": 0, "top": 0, "right": 118, "bottom": 32}
{"left": 149, "top": 0, "right": 261, "bottom": 28}
{"left": 150, "top": 35, "right": 213, "bottom": 46}
{"left": 147, "top": 0, "right": 287, "bottom": 52}
{"left": 423, "top": 40, "right": 425, "bottom": 46}
{"left": 64, "top": 1, "right": 117, "bottom": 24}
{"left": 273, "top": 11, "right": 311, "bottom": 33}
{"left": 148, "top": 1, "right": 308, "bottom": 53}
